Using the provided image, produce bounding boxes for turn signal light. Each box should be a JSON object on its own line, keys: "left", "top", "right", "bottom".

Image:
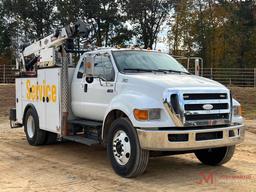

{"left": 134, "top": 109, "right": 148, "bottom": 121}
{"left": 133, "top": 109, "right": 161, "bottom": 121}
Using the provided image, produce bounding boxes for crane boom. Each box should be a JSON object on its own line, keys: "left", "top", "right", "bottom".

{"left": 22, "top": 28, "right": 68, "bottom": 57}
{"left": 17, "top": 19, "right": 91, "bottom": 71}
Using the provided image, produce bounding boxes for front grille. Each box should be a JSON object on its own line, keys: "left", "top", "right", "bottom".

{"left": 181, "top": 92, "right": 231, "bottom": 127}
{"left": 183, "top": 93, "right": 227, "bottom": 100}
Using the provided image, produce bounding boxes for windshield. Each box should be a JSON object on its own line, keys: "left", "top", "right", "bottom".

{"left": 112, "top": 50, "right": 188, "bottom": 74}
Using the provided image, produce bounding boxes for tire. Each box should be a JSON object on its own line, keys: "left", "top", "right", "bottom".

{"left": 107, "top": 118, "right": 149, "bottom": 178}
{"left": 45, "top": 132, "right": 58, "bottom": 145}
{"left": 195, "top": 145, "right": 235, "bottom": 166}
{"left": 24, "top": 108, "right": 46, "bottom": 146}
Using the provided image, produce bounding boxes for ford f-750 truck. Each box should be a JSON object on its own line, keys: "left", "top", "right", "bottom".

{"left": 10, "top": 21, "right": 245, "bottom": 178}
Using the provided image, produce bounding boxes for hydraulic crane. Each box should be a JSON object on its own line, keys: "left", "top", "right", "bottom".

{"left": 15, "top": 19, "right": 92, "bottom": 136}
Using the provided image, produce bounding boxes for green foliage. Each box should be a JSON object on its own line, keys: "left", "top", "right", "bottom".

{"left": 81, "top": 0, "right": 130, "bottom": 46}
{"left": 0, "top": 0, "right": 255, "bottom": 69}
{"left": 3, "top": 0, "right": 56, "bottom": 41}
{"left": 0, "top": 2, "right": 11, "bottom": 56}
{"left": 169, "top": 0, "right": 256, "bottom": 68}
{"left": 125, "top": 0, "right": 176, "bottom": 48}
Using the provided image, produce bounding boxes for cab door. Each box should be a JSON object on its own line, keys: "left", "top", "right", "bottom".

{"left": 71, "top": 52, "right": 116, "bottom": 121}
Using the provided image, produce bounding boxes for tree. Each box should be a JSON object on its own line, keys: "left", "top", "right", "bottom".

{"left": 54, "top": 0, "right": 83, "bottom": 25}
{"left": 233, "top": 0, "right": 256, "bottom": 68}
{"left": 55, "top": 0, "right": 132, "bottom": 47}
{"left": 81, "top": 0, "right": 132, "bottom": 47}
{"left": 169, "top": 0, "right": 194, "bottom": 56}
{"left": 0, "top": 2, "right": 11, "bottom": 56}
{"left": 169, "top": 0, "right": 256, "bottom": 68}
{"left": 125, "top": 0, "right": 176, "bottom": 49}
{"left": 3, "top": 0, "right": 56, "bottom": 41}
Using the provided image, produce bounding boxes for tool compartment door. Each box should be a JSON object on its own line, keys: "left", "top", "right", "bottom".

{"left": 37, "top": 68, "right": 61, "bottom": 133}
{"left": 45, "top": 68, "right": 61, "bottom": 134}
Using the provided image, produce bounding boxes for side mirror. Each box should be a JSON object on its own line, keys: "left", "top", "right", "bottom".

{"left": 84, "top": 55, "right": 95, "bottom": 84}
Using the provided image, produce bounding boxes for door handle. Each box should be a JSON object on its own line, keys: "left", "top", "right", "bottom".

{"left": 84, "top": 84, "right": 88, "bottom": 92}
{"left": 107, "top": 89, "right": 113, "bottom": 93}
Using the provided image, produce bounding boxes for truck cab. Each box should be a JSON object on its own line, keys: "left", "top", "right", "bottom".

{"left": 11, "top": 47, "right": 245, "bottom": 178}
{"left": 69, "top": 48, "right": 245, "bottom": 176}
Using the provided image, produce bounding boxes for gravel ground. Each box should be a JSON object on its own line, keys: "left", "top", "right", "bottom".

{"left": 0, "top": 120, "right": 256, "bottom": 192}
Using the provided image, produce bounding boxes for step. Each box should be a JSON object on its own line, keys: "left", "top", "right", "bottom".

{"left": 68, "top": 119, "right": 102, "bottom": 128}
{"left": 63, "top": 135, "right": 100, "bottom": 146}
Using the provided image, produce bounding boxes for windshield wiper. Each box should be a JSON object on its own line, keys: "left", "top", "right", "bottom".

{"left": 123, "top": 68, "right": 190, "bottom": 74}
{"left": 123, "top": 68, "right": 155, "bottom": 73}
{"left": 156, "top": 69, "right": 190, "bottom": 74}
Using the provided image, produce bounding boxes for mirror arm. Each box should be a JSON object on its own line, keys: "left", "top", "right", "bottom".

{"left": 97, "top": 76, "right": 107, "bottom": 86}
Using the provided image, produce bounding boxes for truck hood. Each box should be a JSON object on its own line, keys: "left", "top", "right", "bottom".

{"left": 123, "top": 73, "right": 226, "bottom": 89}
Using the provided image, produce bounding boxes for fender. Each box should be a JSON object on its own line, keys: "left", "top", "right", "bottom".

{"left": 22, "top": 103, "right": 38, "bottom": 124}
{"left": 102, "top": 91, "right": 174, "bottom": 140}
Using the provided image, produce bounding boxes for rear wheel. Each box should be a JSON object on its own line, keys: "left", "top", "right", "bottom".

{"left": 24, "top": 108, "right": 46, "bottom": 146}
{"left": 195, "top": 146, "right": 235, "bottom": 166}
{"left": 107, "top": 118, "right": 149, "bottom": 178}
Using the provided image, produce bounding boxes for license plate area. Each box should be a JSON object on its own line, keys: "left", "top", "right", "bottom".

{"left": 196, "top": 131, "right": 223, "bottom": 141}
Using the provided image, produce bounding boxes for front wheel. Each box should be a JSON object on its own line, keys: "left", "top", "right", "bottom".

{"left": 107, "top": 118, "right": 149, "bottom": 178}
{"left": 195, "top": 146, "right": 235, "bottom": 166}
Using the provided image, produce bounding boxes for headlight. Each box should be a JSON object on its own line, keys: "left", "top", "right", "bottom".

{"left": 233, "top": 105, "right": 242, "bottom": 116}
{"left": 133, "top": 109, "right": 161, "bottom": 121}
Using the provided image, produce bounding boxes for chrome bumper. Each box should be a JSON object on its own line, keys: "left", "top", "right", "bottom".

{"left": 137, "top": 124, "right": 245, "bottom": 151}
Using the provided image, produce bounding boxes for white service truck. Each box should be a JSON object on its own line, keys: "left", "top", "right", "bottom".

{"left": 10, "top": 21, "right": 245, "bottom": 178}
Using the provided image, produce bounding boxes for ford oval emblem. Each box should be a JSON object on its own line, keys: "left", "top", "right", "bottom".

{"left": 202, "top": 104, "right": 213, "bottom": 110}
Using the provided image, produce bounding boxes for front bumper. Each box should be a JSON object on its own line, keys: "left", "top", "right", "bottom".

{"left": 137, "top": 124, "right": 245, "bottom": 151}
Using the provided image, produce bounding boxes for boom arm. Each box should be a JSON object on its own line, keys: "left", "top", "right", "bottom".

{"left": 22, "top": 28, "right": 68, "bottom": 57}
{"left": 17, "top": 19, "right": 91, "bottom": 71}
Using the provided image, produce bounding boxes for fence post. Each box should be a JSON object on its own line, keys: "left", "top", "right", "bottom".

{"left": 254, "top": 68, "right": 256, "bottom": 87}
{"left": 210, "top": 68, "right": 213, "bottom": 79}
{"left": 3, "top": 64, "right": 5, "bottom": 84}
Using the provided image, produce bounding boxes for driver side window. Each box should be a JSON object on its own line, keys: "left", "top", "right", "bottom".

{"left": 94, "top": 55, "right": 115, "bottom": 81}
{"left": 77, "top": 54, "right": 115, "bottom": 81}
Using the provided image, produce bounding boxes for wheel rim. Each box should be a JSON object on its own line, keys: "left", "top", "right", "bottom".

{"left": 113, "top": 130, "right": 131, "bottom": 166}
{"left": 27, "top": 115, "right": 35, "bottom": 139}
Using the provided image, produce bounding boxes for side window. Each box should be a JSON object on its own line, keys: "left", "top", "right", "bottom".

{"left": 76, "top": 54, "right": 115, "bottom": 81}
{"left": 77, "top": 57, "right": 85, "bottom": 79}
{"left": 94, "top": 55, "right": 115, "bottom": 81}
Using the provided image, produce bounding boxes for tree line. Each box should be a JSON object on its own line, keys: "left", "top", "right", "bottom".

{"left": 0, "top": 0, "right": 255, "bottom": 68}
{"left": 170, "top": 0, "right": 256, "bottom": 68}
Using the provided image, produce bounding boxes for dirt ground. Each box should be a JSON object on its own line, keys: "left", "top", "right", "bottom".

{"left": 0, "top": 84, "right": 256, "bottom": 192}
{"left": 1, "top": 120, "right": 256, "bottom": 192}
